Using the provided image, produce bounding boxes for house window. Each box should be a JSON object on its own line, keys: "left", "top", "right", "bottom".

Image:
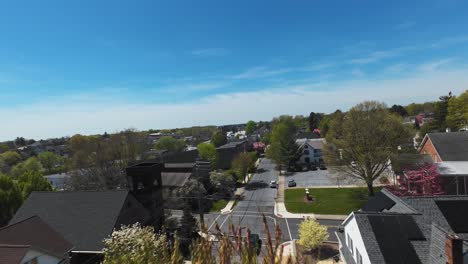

{"left": 347, "top": 234, "right": 353, "bottom": 254}
{"left": 304, "top": 145, "right": 308, "bottom": 149}
{"left": 356, "top": 250, "right": 362, "bottom": 264}
{"left": 303, "top": 150, "right": 310, "bottom": 155}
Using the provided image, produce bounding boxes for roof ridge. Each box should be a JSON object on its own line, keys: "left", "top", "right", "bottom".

{"left": 0, "top": 244, "right": 31, "bottom": 248}
{"left": 354, "top": 211, "right": 421, "bottom": 216}
{"left": 381, "top": 188, "right": 419, "bottom": 213}
{"left": 0, "top": 215, "right": 40, "bottom": 232}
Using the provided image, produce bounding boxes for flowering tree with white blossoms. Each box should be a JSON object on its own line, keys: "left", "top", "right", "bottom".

{"left": 102, "top": 223, "right": 183, "bottom": 264}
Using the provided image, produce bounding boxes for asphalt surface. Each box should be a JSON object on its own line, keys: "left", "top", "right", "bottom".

{"left": 202, "top": 158, "right": 342, "bottom": 243}
{"left": 283, "top": 168, "right": 363, "bottom": 188}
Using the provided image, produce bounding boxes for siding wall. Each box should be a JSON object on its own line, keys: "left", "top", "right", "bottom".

{"left": 419, "top": 138, "right": 442, "bottom": 162}
{"left": 343, "top": 216, "right": 372, "bottom": 264}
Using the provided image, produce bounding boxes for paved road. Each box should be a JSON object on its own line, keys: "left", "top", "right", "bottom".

{"left": 202, "top": 158, "right": 341, "bottom": 243}
{"left": 167, "top": 158, "right": 343, "bottom": 247}
{"left": 234, "top": 158, "right": 278, "bottom": 213}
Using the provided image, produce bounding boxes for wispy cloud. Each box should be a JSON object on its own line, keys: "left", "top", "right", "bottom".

{"left": 384, "top": 63, "right": 407, "bottom": 74}
{"left": 191, "top": 48, "right": 229, "bottom": 57}
{"left": 430, "top": 36, "right": 468, "bottom": 48}
{"left": 394, "top": 21, "right": 415, "bottom": 30}
{"left": 349, "top": 50, "right": 398, "bottom": 64}
{"left": 418, "top": 58, "right": 454, "bottom": 72}
{"left": 4, "top": 66, "right": 467, "bottom": 141}
{"left": 229, "top": 66, "right": 293, "bottom": 79}
{"left": 301, "top": 63, "right": 334, "bottom": 72}
{"left": 351, "top": 68, "right": 365, "bottom": 77}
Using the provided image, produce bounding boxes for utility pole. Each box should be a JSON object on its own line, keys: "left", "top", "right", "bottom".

{"left": 195, "top": 163, "right": 205, "bottom": 230}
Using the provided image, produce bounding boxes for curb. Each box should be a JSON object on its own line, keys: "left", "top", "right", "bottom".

{"left": 274, "top": 202, "right": 347, "bottom": 221}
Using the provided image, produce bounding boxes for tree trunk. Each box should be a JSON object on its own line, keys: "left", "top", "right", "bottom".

{"left": 367, "top": 181, "right": 375, "bottom": 196}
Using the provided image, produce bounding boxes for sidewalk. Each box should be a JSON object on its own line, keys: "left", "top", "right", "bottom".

{"left": 274, "top": 202, "right": 347, "bottom": 220}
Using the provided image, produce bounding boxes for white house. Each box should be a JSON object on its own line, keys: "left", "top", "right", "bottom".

{"left": 295, "top": 138, "right": 326, "bottom": 165}
{"left": 337, "top": 188, "right": 468, "bottom": 264}
{"left": 337, "top": 213, "right": 369, "bottom": 264}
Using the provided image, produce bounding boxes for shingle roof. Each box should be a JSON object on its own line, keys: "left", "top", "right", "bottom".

{"left": 354, "top": 212, "right": 425, "bottom": 264}
{"left": 0, "top": 216, "right": 72, "bottom": 258}
{"left": 354, "top": 191, "right": 468, "bottom": 264}
{"left": 427, "top": 132, "right": 468, "bottom": 161}
{"left": 216, "top": 140, "right": 247, "bottom": 150}
{"left": 10, "top": 190, "right": 130, "bottom": 252}
{"left": 295, "top": 138, "right": 326, "bottom": 150}
{"left": 361, "top": 190, "right": 396, "bottom": 212}
{"left": 0, "top": 245, "right": 29, "bottom": 264}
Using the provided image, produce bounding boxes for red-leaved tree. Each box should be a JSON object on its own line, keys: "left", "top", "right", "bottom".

{"left": 389, "top": 163, "right": 445, "bottom": 196}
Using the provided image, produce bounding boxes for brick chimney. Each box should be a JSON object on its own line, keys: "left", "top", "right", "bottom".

{"left": 445, "top": 234, "right": 463, "bottom": 264}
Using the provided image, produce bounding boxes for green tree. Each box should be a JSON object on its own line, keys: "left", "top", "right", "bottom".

{"left": 0, "top": 144, "right": 9, "bottom": 153}
{"left": 67, "top": 130, "right": 150, "bottom": 191}
{"left": 37, "top": 151, "right": 63, "bottom": 174}
{"left": 446, "top": 90, "right": 468, "bottom": 130}
{"left": 197, "top": 143, "right": 218, "bottom": 165}
{"left": 102, "top": 223, "right": 176, "bottom": 264}
{"left": 0, "top": 151, "right": 21, "bottom": 167}
{"left": 265, "top": 119, "right": 299, "bottom": 173}
{"left": 389, "top": 104, "right": 408, "bottom": 117}
{"left": 10, "top": 157, "right": 43, "bottom": 178}
{"left": 261, "top": 131, "right": 271, "bottom": 145}
{"left": 231, "top": 152, "right": 257, "bottom": 182}
{"left": 209, "top": 171, "right": 235, "bottom": 197}
{"left": 297, "top": 219, "right": 328, "bottom": 252}
{"left": 210, "top": 131, "right": 227, "bottom": 147}
{"left": 14, "top": 137, "right": 27, "bottom": 147}
{"left": 308, "top": 112, "right": 324, "bottom": 131}
{"left": 17, "top": 170, "right": 53, "bottom": 199}
{"left": 245, "top": 120, "right": 256, "bottom": 135}
{"left": 324, "top": 101, "right": 412, "bottom": 196}
{"left": 0, "top": 174, "right": 23, "bottom": 226}
{"left": 155, "top": 136, "right": 186, "bottom": 152}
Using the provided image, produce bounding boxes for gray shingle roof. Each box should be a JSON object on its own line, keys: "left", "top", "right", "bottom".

{"left": 354, "top": 212, "right": 425, "bottom": 264}
{"left": 10, "top": 190, "right": 130, "bottom": 252}
{"left": 354, "top": 191, "right": 468, "bottom": 264}
{"left": 427, "top": 132, "right": 468, "bottom": 161}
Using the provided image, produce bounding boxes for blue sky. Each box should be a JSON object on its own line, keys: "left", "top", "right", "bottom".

{"left": 1, "top": 0, "right": 468, "bottom": 140}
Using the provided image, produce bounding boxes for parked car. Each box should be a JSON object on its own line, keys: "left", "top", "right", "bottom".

{"left": 270, "top": 180, "right": 277, "bottom": 188}
{"left": 319, "top": 163, "right": 327, "bottom": 170}
{"left": 287, "top": 179, "right": 296, "bottom": 187}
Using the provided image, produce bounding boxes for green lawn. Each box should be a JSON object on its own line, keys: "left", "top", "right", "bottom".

{"left": 210, "top": 199, "right": 229, "bottom": 212}
{"left": 284, "top": 187, "right": 382, "bottom": 215}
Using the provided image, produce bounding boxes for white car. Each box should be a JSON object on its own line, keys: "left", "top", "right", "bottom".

{"left": 270, "top": 180, "right": 277, "bottom": 188}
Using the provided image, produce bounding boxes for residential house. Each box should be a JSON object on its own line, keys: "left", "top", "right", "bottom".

{"left": 216, "top": 140, "right": 249, "bottom": 169}
{"left": 0, "top": 244, "right": 64, "bottom": 264}
{"left": 337, "top": 188, "right": 468, "bottom": 264}
{"left": 295, "top": 138, "right": 326, "bottom": 166}
{"left": 418, "top": 131, "right": 468, "bottom": 194}
{"left": 0, "top": 216, "right": 73, "bottom": 263}
{"left": 43, "top": 173, "right": 70, "bottom": 190}
{"left": 9, "top": 190, "right": 154, "bottom": 264}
